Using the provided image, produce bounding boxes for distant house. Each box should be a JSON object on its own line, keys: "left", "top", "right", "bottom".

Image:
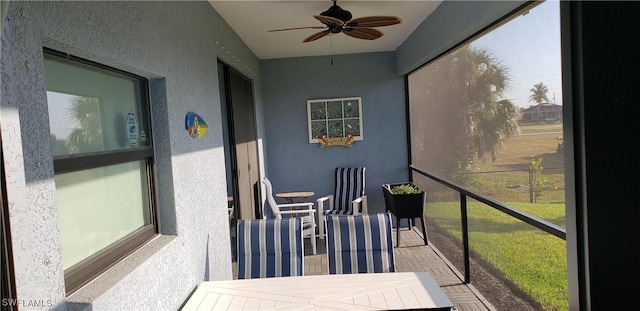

{"left": 520, "top": 103, "right": 563, "bottom": 122}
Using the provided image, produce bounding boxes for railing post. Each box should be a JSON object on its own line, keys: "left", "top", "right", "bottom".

{"left": 460, "top": 193, "right": 471, "bottom": 284}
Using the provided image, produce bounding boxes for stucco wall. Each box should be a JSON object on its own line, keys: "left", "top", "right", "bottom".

{"left": 1, "top": 1, "right": 261, "bottom": 310}
{"left": 261, "top": 52, "right": 407, "bottom": 215}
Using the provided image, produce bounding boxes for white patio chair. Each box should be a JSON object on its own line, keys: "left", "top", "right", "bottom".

{"left": 262, "top": 177, "right": 317, "bottom": 255}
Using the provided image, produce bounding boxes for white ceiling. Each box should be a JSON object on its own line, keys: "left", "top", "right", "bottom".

{"left": 208, "top": 1, "right": 442, "bottom": 60}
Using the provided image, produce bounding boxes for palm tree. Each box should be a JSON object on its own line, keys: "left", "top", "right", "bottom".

{"left": 66, "top": 96, "right": 104, "bottom": 154}
{"left": 529, "top": 82, "right": 550, "bottom": 105}
{"left": 459, "top": 47, "right": 520, "bottom": 163}
{"left": 529, "top": 82, "right": 550, "bottom": 122}
{"left": 414, "top": 44, "right": 520, "bottom": 178}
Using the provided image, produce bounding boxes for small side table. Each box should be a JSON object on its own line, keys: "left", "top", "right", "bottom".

{"left": 275, "top": 191, "right": 315, "bottom": 203}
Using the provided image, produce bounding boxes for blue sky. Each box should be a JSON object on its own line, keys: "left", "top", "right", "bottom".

{"left": 470, "top": 1, "right": 561, "bottom": 108}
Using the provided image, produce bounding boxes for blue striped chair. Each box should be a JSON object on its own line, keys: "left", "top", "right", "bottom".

{"left": 325, "top": 213, "right": 396, "bottom": 274}
{"left": 236, "top": 217, "right": 304, "bottom": 279}
{"left": 317, "top": 167, "right": 368, "bottom": 239}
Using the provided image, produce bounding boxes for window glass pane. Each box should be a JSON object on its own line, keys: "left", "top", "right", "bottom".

{"left": 310, "top": 102, "right": 327, "bottom": 120}
{"left": 343, "top": 100, "right": 359, "bottom": 118}
{"left": 56, "top": 161, "right": 151, "bottom": 270}
{"left": 328, "top": 120, "right": 344, "bottom": 138}
{"left": 326, "top": 101, "right": 343, "bottom": 119}
{"left": 44, "top": 57, "right": 150, "bottom": 156}
{"left": 311, "top": 121, "right": 327, "bottom": 139}
{"left": 47, "top": 92, "right": 104, "bottom": 155}
{"left": 344, "top": 119, "right": 360, "bottom": 137}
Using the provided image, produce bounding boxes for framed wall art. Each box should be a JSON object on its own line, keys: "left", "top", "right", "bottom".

{"left": 307, "top": 97, "right": 363, "bottom": 147}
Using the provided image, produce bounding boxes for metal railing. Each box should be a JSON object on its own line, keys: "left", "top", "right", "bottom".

{"left": 409, "top": 165, "right": 566, "bottom": 283}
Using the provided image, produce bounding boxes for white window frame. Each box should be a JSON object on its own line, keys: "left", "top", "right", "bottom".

{"left": 307, "top": 97, "right": 363, "bottom": 144}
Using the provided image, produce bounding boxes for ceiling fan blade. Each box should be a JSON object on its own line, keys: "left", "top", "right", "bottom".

{"left": 303, "top": 30, "right": 331, "bottom": 43}
{"left": 346, "top": 16, "right": 402, "bottom": 28}
{"left": 313, "top": 15, "right": 344, "bottom": 27}
{"left": 268, "top": 26, "right": 326, "bottom": 32}
{"left": 342, "top": 27, "right": 383, "bottom": 40}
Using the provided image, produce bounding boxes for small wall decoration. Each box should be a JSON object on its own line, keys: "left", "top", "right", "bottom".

{"left": 185, "top": 112, "right": 209, "bottom": 139}
{"left": 319, "top": 134, "right": 355, "bottom": 148}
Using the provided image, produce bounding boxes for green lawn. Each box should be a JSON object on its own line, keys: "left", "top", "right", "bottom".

{"left": 426, "top": 201, "right": 568, "bottom": 311}
{"left": 415, "top": 123, "right": 568, "bottom": 310}
{"left": 519, "top": 122, "right": 563, "bottom": 134}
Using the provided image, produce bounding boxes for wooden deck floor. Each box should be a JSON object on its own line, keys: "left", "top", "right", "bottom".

{"left": 232, "top": 227, "right": 495, "bottom": 311}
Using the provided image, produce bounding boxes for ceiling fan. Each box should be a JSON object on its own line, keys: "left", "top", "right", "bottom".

{"left": 268, "top": 1, "right": 402, "bottom": 43}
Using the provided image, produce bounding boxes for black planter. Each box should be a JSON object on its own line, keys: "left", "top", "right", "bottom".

{"left": 382, "top": 183, "right": 425, "bottom": 218}
{"left": 382, "top": 183, "right": 428, "bottom": 246}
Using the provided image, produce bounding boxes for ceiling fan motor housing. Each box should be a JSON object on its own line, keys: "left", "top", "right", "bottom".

{"left": 321, "top": 3, "right": 352, "bottom": 23}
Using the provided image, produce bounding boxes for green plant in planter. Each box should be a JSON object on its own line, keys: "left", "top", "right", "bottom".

{"left": 382, "top": 182, "right": 428, "bottom": 246}
{"left": 390, "top": 184, "right": 423, "bottom": 195}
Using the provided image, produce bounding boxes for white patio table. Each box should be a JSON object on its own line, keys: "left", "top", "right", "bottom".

{"left": 180, "top": 271, "right": 454, "bottom": 310}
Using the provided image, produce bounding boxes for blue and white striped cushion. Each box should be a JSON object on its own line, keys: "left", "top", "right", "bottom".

{"left": 323, "top": 209, "right": 351, "bottom": 215}
{"left": 237, "top": 218, "right": 304, "bottom": 279}
{"left": 325, "top": 167, "right": 366, "bottom": 215}
{"left": 326, "top": 213, "right": 395, "bottom": 274}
